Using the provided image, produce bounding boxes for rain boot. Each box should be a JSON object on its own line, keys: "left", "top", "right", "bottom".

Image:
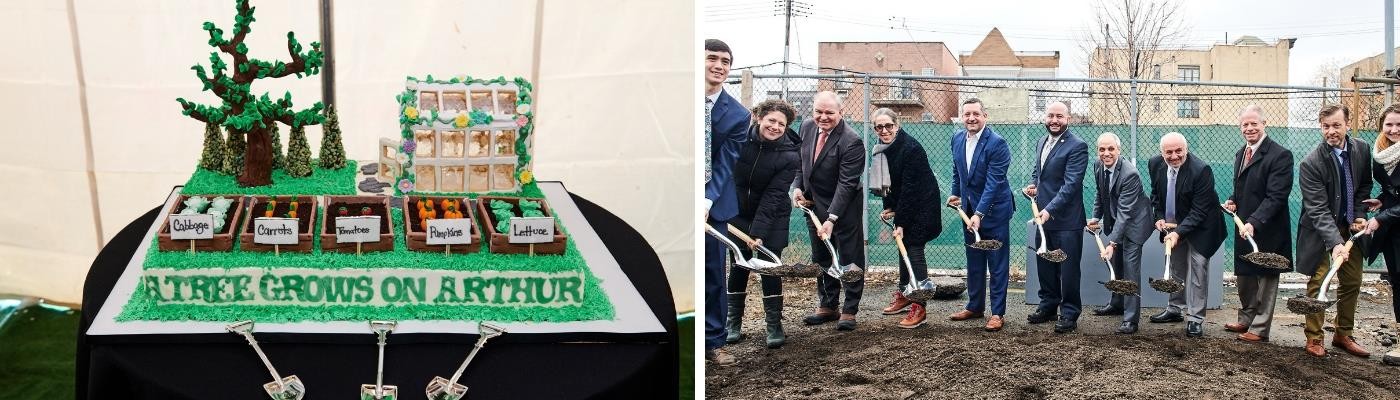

{"left": 725, "top": 292, "right": 745, "bottom": 344}
{"left": 762, "top": 295, "right": 785, "bottom": 349}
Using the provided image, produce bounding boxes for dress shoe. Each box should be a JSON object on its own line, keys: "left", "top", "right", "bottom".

{"left": 835, "top": 313, "right": 857, "bottom": 331}
{"left": 705, "top": 348, "right": 736, "bottom": 366}
{"left": 1053, "top": 318, "right": 1078, "bottom": 333}
{"left": 802, "top": 307, "right": 839, "bottom": 326}
{"left": 1115, "top": 322, "right": 1138, "bottom": 334}
{"left": 984, "top": 315, "right": 1004, "bottom": 332}
{"left": 1237, "top": 332, "right": 1268, "bottom": 342}
{"left": 1027, "top": 309, "right": 1056, "bottom": 324}
{"left": 948, "top": 309, "right": 984, "bottom": 321}
{"left": 1305, "top": 339, "right": 1327, "bottom": 357}
{"left": 1383, "top": 348, "right": 1400, "bottom": 366}
{"left": 1223, "top": 322, "right": 1247, "bottom": 333}
{"left": 898, "top": 303, "right": 926, "bottom": 329}
{"left": 883, "top": 291, "right": 912, "bottom": 315}
{"left": 1091, "top": 305, "right": 1124, "bottom": 316}
{"left": 1185, "top": 321, "right": 1203, "bottom": 337}
{"left": 1149, "top": 310, "right": 1184, "bottom": 323}
{"left": 1331, "top": 335, "right": 1371, "bottom": 358}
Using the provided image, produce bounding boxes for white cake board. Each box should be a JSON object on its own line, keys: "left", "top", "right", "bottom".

{"left": 87, "top": 182, "right": 664, "bottom": 336}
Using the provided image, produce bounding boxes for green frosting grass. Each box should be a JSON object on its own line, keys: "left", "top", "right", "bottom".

{"left": 120, "top": 205, "right": 614, "bottom": 323}
{"left": 182, "top": 160, "right": 359, "bottom": 195}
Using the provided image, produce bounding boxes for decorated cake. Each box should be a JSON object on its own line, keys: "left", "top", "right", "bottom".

{"left": 115, "top": 0, "right": 613, "bottom": 325}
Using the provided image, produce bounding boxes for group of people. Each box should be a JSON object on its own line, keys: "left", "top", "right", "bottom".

{"left": 702, "top": 39, "right": 1400, "bottom": 367}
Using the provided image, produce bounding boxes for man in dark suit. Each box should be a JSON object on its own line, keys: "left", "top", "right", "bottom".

{"left": 793, "top": 91, "right": 867, "bottom": 331}
{"left": 1023, "top": 101, "right": 1089, "bottom": 334}
{"left": 1222, "top": 105, "right": 1294, "bottom": 343}
{"left": 1297, "top": 105, "right": 1373, "bottom": 358}
{"left": 947, "top": 98, "right": 1015, "bottom": 332}
{"left": 1087, "top": 132, "right": 1154, "bottom": 334}
{"left": 703, "top": 39, "right": 749, "bottom": 366}
{"left": 1147, "top": 132, "right": 1226, "bottom": 338}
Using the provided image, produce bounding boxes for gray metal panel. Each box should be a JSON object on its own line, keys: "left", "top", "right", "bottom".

{"left": 1022, "top": 222, "right": 1223, "bottom": 309}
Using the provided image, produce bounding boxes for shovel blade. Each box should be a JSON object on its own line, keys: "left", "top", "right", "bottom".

{"left": 360, "top": 384, "right": 399, "bottom": 400}
{"left": 425, "top": 377, "right": 467, "bottom": 400}
{"left": 263, "top": 375, "right": 306, "bottom": 400}
{"left": 838, "top": 264, "right": 864, "bottom": 282}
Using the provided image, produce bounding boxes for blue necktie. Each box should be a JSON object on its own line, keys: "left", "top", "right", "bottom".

{"left": 1339, "top": 150, "right": 1354, "bottom": 222}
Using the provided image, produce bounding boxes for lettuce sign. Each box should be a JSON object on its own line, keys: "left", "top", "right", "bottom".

{"left": 140, "top": 267, "right": 586, "bottom": 307}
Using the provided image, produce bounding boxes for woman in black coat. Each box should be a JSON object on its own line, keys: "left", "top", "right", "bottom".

{"left": 1367, "top": 105, "right": 1400, "bottom": 337}
{"left": 724, "top": 99, "right": 800, "bottom": 349}
{"left": 869, "top": 107, "right": 942, "bottom": 329}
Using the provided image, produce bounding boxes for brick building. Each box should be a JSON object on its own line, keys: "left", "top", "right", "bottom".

{"left": 816, "top": 41, "right": 961, "bottom": 122}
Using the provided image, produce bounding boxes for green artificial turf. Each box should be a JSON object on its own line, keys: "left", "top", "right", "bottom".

{"left": 182, "top": 160, "right": 359, "bottom": 195}
{"left": 0, "top": 304, "right": 79, "bottom": 400}
{"left": 678, "top": 313, "right": 694, "bottom": 400}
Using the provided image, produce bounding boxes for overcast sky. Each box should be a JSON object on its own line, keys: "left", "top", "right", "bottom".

{"left": 704, "top": 0, "right": 1400, "bottom": 86}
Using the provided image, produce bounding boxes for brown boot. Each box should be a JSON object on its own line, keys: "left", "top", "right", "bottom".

{"left": 898, "top": 303, "right": 927, "bottom": 329}
{"left": 1305, "top": 339, "right": 1326, "bottom": 357}
{"left": 706, "top": 347, "right": 736, "bottom": 366}
{"left": 1332, "top": 335, "right": 1371, "bottom": 358}
{"left": 882, "top": 291, "right": 912, "bottom": 315}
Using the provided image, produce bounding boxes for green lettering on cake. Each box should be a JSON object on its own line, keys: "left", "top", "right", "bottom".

{"left": 557, "top": 276, "right": 584, "bottom": 303}
{"left": 322, "top": 276, "right": 350, "bottom": 303}
{"left": 381, "top": 276, "right": 403, "bottom": 302}
{"left": 463, "top": 277, "right": 488, "bottom": 303}
{"left": 434, "top": 277, "right": 462, "bottom": 303}
{"left": 232, "top": 275, "right": 253, "bottom": 302}
{"left": 189, "top": 276, "right": 212, "bottom": 303}
{"left": 208, "top": 275, "right": 230, "bottom": 303}
{"left": 489, "top": 277, "right": 508, "bottom": 304}
{"left": 532, "top": 277, "right": 555, "bottom": 304}
{"left": 280, "top": 275, "right": 305, "bottom": 302}
{"left": 354, "top": 277, "right": 374, "bottom": 303}
{"left": 164, "top": 276, "right": 189, "bottom": 301}
{"left": 259, "top": 273, "right": 278, "bottom": 301}
{"left": 508, "top": 278, "right": 532, "bottom": 304}
{"left": 302, "top": 275, "right": 326, "bottom": 303}
{"left": 403, "top": 277, "right": 426, "bottom": 303}
{"left": 143, "top": 276, "right": 166, "bottom": 302}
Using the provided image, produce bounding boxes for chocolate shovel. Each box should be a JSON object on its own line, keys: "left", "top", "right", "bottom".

{"left": 1088, "top": 226, "right": 1138, "bottom": 295}
{"left": 226, "top": 321, "right": 305, "bottom": 400}
{"left": 726, "top": 224, "right": 817, "bottom": 278}
{"left": 704, "top": 224, "right": 779, "bottom": 275}
{"left": 425, "top": 322, "right": 506, "bottom": 400}
{"left": 1148, "top": 226, "right": 1185, "bottom": 294}
{"left": 879, "top": 216, "right": 936, "bottom": 301}
{"left": 796, "top": 201, "right": 863, "bottom": 282}
{"left": 946, "top": 203, "right": 1003, "bottom": 250}
{"left": 1023, "top": 191, "right": 1067, "bottom": 262}
{"left": 360, "top": 321, "right": 398, "bottom": 400}
{"left": 1222, "top": 204, "right": 1290, "bottom": 270}
{"left": 1287, "top": 230, "right": 1368, "bottom": 315}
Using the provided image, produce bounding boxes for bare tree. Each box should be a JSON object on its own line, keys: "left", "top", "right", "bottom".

{"left": 1290, "top": 58, "right": 1344, "bottom": 127}
{"left": 1080, "top": 0, "right": 1190, "bottom": 124}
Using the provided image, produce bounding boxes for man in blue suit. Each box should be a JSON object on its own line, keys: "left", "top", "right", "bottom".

{"left": 703, "top": 39, "right": 749, "bottom": 366}
{"left": 947, "top": 98, "right": 1015, "bottom": 332}
{"left": 1024, "top": 100, "right": 1089, "bottom": 334}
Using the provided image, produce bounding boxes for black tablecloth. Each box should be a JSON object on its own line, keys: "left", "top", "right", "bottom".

{"left": 77, "top": 188, "right": 678, "bottom": 399}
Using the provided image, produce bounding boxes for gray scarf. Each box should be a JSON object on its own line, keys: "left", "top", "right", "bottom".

{"left": 1376, "top": 142, "right": 1400, "bottom": 176}
{"left": 870, "top": 141, "right": 892, "bottom": 197}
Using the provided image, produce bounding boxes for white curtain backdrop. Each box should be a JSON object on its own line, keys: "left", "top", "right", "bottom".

{"left": 0, "top": 0, "right": 696, "bottom": 312}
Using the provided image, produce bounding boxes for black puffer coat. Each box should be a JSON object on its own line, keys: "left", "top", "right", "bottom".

{"left": 730, "top": 124, "right": 801, "bottom": 253}
{"left": 878, "top": 129, "right": 943, "bottom": 245}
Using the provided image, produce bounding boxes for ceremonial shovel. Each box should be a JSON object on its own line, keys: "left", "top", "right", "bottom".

{"left": 1287, "top": 229, "right": 1369, "bottom": 315}
{"left": 426, "top": 322, "right": 506, "bottom": 400}
{"left": 1221, "top": 204, "right": 1290, "bottom": 270}
{"left": 1088, "top": 226, "right": 1138, "bottom": 295}
{"left": 360, "top": 321, "right": 398, "bottom": 400}
{"left": 1023, "top": 191, "right": 1067, "bottom": 262}
{"left": 946, "top": 203, "right": 1003, "bottom": 250}
{"left": 226, "top": 321, "right": 305, "bottom": 400}
{"left": 879, "top": 216, "right": 937, "bottom": 302}
{"left": 726, "top": 224, "right": 820, "bottom": 278}
{"left": 703, "top": 224, "right": 779, "bottom": 275}
{"left": 1148, "top": 224, "right": 1185, "bottom": 294}
{"left": 796, "top": 201, "right": 863, "bottom": 282}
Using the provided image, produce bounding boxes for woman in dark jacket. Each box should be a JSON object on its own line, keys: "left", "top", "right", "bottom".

{"left": 1368, "top": 105, "right": 1400, "bottom": 367}
{"left": 725, "top": 99, "right": 800, "bottom": 349}
{"left": 870, "top": 107, "right": 942, "bottom": 329}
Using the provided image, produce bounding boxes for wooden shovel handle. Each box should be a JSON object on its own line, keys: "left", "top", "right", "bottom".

{"left": 727, "top": 224, "right": 757, "bottom": 246}
{"left": 947, "top": 203, "right": 974, "bottom": 225}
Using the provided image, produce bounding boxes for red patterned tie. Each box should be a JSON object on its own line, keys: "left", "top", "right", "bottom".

{"left": 1244, "top": 146, "right": 1254, "bottom": 167}
{"left": 814, "top": 130, "right": 830, "bottom": 160}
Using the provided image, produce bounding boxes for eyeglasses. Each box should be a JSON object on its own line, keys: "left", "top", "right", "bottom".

{"left": 874, "top": 123, "right": 897, "bottom": 132}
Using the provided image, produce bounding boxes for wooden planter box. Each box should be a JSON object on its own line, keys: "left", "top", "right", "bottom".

{"left": 476, "top": 196, "right": 567, "bottom": 255}
{"left": 157, "top": 194, "right": 245, "bottom": 252}
{"left": 404, "top": 196, "right": 483, "bottom": 254}
{"left": 238, "top": 195, "right": 320, "bottom": 253}
{"left": 319, "top": 196, "right": 395, "bottom": 253}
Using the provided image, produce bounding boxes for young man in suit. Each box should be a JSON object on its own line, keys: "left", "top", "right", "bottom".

{"left": 703, "top": 39, "right": 749, "bottom": 366}
{"left": 947, "top": 98, "right": 1015, "bottom": 332}
{"left": 1087, "top": 132, "right": 1154, "bottom": 334}
{"left": 1147, "top": 132, "right": 1226, "bottom": 338}
{"left": 792, "top": 91, "right": 867, "bottom": 331}
{"left": 1222, "top": 105, "right": 1294, "bottom": 343}
{"left": 1023, "top": 101, "right": 1089, "bottom": 334}
{"left": 1297, "top": 105, "right": 1374, "bottom": 358}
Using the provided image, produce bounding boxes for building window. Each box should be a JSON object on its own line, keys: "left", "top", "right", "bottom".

{"left": 1177, "top": 98, "right": 1200, "bottom": 118}
{"left": 1034, "top": 93, "right": 1046, "bottom": 112}
{"left": 1178, "top": 65, "right": 1200, "bottom": 82}
{"left": 921, "top": 112, "right": 933, "bottom": 122}
{"left": 1153, "top": 98, "right": 1161, "bottom": 113}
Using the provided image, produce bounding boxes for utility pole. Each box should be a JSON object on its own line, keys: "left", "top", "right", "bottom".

{"left": 776, "top": 0, "right": 808, "bottom": 100}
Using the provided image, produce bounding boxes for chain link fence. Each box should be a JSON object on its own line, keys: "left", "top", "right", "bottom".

{"left": 725, "top": 73, "right": 1388, "bottom": 273}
